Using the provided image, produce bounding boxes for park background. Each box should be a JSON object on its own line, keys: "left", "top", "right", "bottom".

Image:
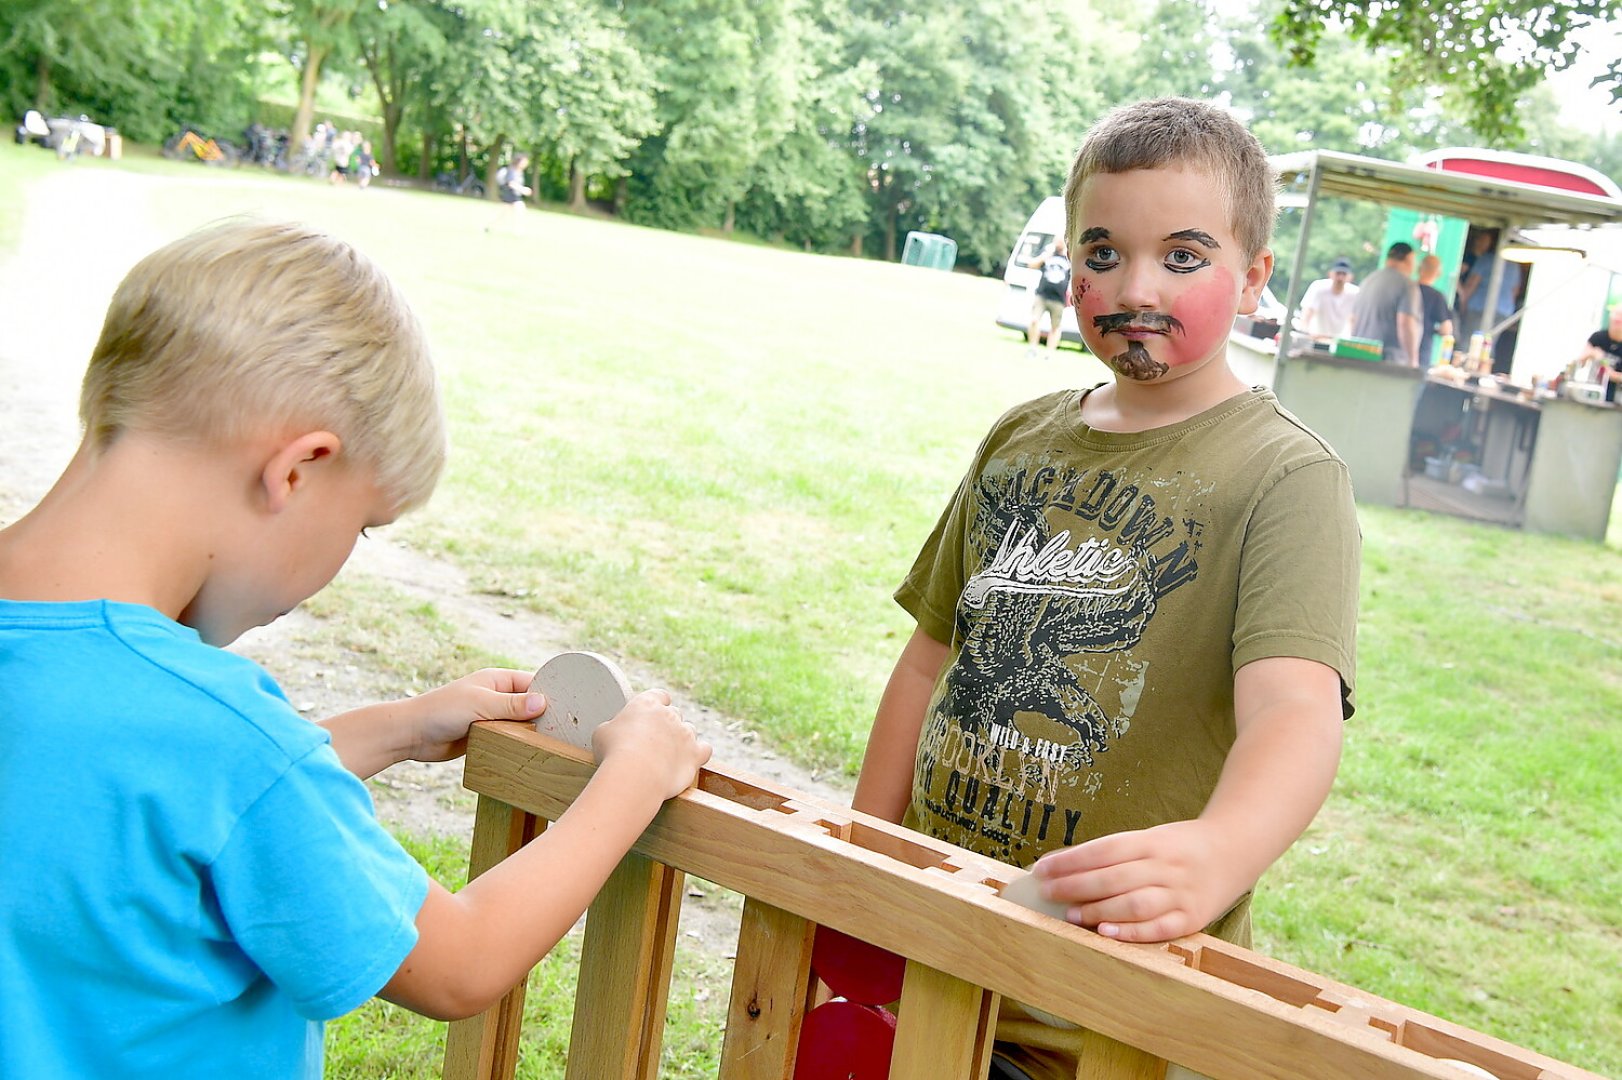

{"left": 2, "top": 0, "right": 1620, "bottom": 1077}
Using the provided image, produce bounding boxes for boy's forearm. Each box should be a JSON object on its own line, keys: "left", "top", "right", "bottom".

{"left": 319, "top": 701, "right": 413, "bottom": 779}
{"left": 853, "top": 626, "right": 948, "bottom": 822}
{"left": 380, "top": 757, "right": 669, "bottom": 1019}
{"left": 1199, "top": 658, "right": 1343, "bottom": 894}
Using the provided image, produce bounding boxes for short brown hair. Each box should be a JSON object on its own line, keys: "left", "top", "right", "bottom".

{"left": 1062, "top": 97, "right": 1277, "bottom": 259}
{"left": 80, "top": 219, "right": 445, "bottom": 512}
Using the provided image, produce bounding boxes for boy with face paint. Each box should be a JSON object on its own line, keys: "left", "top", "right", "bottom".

{"left": 853, "top": 98, "right": 1360, "bottom": 1080}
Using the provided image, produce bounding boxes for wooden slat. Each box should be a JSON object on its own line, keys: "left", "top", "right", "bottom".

{"left": 462, "top": 722, "right": 1610, "bottom": 1080}
{"left": 890, "top": 960, "right": 997, "bottom": 1080}
{"left": 563, "top": 852, "right": 683, "bottom": 1080}
{"left": 1077, "top": 1028, "right": 1169, "bottom": 1080}
{"left": 443, "top": 796, "right": 543, "bottom": 1080}
{"left": 717, "top": 897, "right": 817, "bottom": 1079}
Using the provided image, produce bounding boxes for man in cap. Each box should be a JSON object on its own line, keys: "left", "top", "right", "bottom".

{"left": 1298, "top": 256, "right": 1359, "bottom": 338}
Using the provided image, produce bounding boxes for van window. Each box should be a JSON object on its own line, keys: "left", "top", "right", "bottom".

{"left": 1013, "top": 231, "right": 1054, "bottom": 269}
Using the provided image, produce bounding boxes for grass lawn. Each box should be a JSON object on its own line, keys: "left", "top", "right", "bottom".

{"left": 2, "top": 143, "right": 1617, "bottom": 1076}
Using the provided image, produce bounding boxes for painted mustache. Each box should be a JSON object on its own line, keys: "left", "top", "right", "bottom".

{"left": 1092, "top": 312, "right": 1184, "bottom": 335}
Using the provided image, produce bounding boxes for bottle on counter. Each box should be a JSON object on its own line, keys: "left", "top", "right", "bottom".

{"left": 1437, "top": 333, "right": 1455, "bottom": 366}
{"left": 1466, "top": 332, "right": 1485, "bottom": 366}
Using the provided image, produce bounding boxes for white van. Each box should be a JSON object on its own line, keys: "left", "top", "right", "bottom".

{"left": 993, "top": 196, "right": 1081, "bottom": 346}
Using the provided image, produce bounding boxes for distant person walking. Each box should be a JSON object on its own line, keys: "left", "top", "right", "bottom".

{"left": 487, "top": 153, "right": 533, "bottom": 233}
{"left": 1024, "top": 238, "right": 1070, "bottom": 358}
{"left": 1350, "top": 242, "right": 1422, "bottom": 366}
{"left": 349, "top": 140, "right": 377, "bottom": 190}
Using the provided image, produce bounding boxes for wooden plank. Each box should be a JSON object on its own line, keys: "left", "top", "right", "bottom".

{"left": 718, "top": 897, "right": 817, "bottom": 1079}
{"left": 1077, "top": 1028, "right": 1168, "bottom": 1080}
{"left": 890, "top": 960, "right": 997, "bottom": 1080}
{"left": 443, "top": 796, "right": 543, "bottom": 1080}
{"left": 563, "top": 852, "right": 683, "bottom": 1080}
{"left": 464, "top": 723, "right": 1611, "bottom": 1080}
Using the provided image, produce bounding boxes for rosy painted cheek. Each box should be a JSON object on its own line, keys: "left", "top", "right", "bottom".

{"left": 1165, "top": 268, "right": 1237, "bottom": 367}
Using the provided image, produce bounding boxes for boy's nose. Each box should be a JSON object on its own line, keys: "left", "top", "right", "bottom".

{"left": 1113, "top": 262, "right": 1162, "bottom": 310}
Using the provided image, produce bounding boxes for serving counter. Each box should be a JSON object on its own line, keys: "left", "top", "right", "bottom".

{"left": 1409, "top": 372, "right": 1622, "bottom": 540}
{"left": 1267, "top": 352, "right": 1621, "bottom": 541}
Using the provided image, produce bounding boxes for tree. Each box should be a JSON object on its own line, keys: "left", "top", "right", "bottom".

{"left": 621, "top": 0, "right": 800, "bottom": 232}
{"left": 733, "top": 9, "right": 875, "bottom": 251}
{"left": 1270, "top": 0, "right": 1622, "bottom": 143}
{"left": 353, "top": 0, "right": 448, "bottom": 173}
{"left": 0, "top": 0, "right": 263, "bottom": 143}
{"left": 524, "top": 0, "right": 659, "bottom": 210}
{"left": 281, "top": 0, "right": 369, "bottom": 145}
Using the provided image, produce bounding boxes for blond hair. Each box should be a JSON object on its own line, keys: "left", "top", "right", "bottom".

{"left": 1062, "top": 97, "right": 1277, "bottom": 260}
{"left": 80, "top": 219, "right": 444, "bottom": 512}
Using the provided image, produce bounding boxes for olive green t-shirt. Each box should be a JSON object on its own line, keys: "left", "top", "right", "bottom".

{"left": 897, "top": 387, "right": 1360, "bottom": 945}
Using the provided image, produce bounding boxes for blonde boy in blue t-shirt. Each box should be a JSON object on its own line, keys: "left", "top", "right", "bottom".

{"left": 0, "top": 220, "right": 711, "bottom": 1076}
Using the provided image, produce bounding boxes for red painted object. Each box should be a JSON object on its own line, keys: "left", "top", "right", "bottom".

{"left": 792, "top": 1000, "right": 898, "bottom": 1080}
{"left": 810, "top": 926, "right": 906, "bottom": 1006}
{"left": 1416, "top": 148, "right": 1622, "bottom": 199}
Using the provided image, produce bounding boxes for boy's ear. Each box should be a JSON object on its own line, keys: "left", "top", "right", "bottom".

{"left": 1236, "top": 246, "right": 1275, "bottom": 317}
{"left": 260, "top": 431, "right": 344, "bottom": 514}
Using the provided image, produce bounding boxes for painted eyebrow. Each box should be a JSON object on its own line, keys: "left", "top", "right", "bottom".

{"left": 1166, "top": 229, "right": 1220, "bottom": 248}
{"left": 1077, "top": 227, "right": 1110, "bottom": 244}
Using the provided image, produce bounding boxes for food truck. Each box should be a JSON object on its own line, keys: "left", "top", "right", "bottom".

{"left": 1229, "top": 148, "right": 1622, "bottom": 541}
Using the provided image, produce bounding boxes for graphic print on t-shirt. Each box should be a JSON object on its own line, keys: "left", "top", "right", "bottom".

{"left": 915, "top": 454, "right": 1203, "bottom": 860}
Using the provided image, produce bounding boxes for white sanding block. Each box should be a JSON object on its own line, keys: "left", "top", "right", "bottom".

{"left": 529, "top": 651, "right": 633, "bottom": 750}
{"left": 998, "top": 870, "right": 1070, "bottom": 921}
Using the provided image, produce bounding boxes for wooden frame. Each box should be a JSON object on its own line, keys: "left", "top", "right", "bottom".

{"left": 443, "top": 722, "right": 1604, "bottom": 1080}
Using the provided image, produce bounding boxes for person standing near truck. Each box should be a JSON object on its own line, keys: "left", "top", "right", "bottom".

{"left": 1024, "top": 239, "right": 1071, "bottom": 358}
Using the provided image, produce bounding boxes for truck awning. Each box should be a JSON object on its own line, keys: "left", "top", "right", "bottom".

{"left": 1270, "top": 149, "right": 1622, "bottom": 230}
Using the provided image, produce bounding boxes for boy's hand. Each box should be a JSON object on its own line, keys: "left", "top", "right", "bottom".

{"left": 406, "top": 668, "right": 547, "bottom": 762}
{"left": 591, "top": 689, "right": 712, "bottom": 801}
{"left": 1028, "top": 819, "right": 1244, "bottom": 943}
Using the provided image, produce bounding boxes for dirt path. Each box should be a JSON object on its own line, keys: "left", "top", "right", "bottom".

{"left": 0, "top": 165, "right": 852, "bottom": 956}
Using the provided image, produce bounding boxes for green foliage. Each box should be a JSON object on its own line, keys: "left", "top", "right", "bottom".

{"left": 1270, "top": 0, "right": 1622, "bottom": 143}
{"left": 0, "top": 0, "right": 264, "bottom": 142}
{"left": 13, "top": 0, "right": 1622, "bottom": 267}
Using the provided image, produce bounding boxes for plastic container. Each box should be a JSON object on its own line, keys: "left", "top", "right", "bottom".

{"left": 1331, "top": 336, "right": 1383, "bottom": 362}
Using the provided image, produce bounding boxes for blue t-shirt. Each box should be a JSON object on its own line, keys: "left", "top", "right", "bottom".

{"left": 1463, "top": 251, "right": 1516, "bottom": 319}
{"left": 0, "top": 600, "right": 429, "bottom": 1078}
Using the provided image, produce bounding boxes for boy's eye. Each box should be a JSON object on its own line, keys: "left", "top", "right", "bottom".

{"left": 1166, "top": 248, "right": 1210, "bottom": 273}
{"left": 1083, "top": 246, "right": 1118, "bottom": 272}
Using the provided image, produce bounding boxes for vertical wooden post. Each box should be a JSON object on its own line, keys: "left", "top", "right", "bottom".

{"left": 1076, "top": 1028, "right": 1169, "bottom": 1080}
{"left": 718, "top": 897, "right": 817, "bottom": 1078}
{"left": 563, "top": 852, "right": 684, "bottom": 1080}
{"left": 443, "top": 795, "right": 546, "bottom": 1080}
{"left": 890, "top": 960, "right": 999, "bottom": 1080}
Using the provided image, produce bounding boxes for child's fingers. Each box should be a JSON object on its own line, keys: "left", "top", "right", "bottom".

{"left": 465, "top": 667, "right": 536, "bottom": 694}
{"left": 1039, "top": 856, "right": 1163, "bottom": 907}
{"left": 1032, "top": 831, "right": 1145, "bottom": 878}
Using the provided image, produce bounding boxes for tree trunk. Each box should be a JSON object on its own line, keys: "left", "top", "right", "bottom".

{"left": 485, "top": 135, "right": 508, "bottom": 199}
{"left": 613, "top": 177, "right": 628, "bottom": 216}
{"left": 417, "top": 118, "right": 434, "bottom": 181}
{"left": 569, "top": 160, "right": 587, "bottom": 210}
{"left": 33, "top": 51, "right": 50, "bottom": 110}
{"left": 851, "top": 232, "right": 863, "bottom": 257}
{"left": 380, "top": 98, "right": 403, "bottom": 174}
{"left": 291, "top": 43, "right": 329, "bottom": 147}
{"left": 722, "top": 200, "right": 735, "bottom": 233}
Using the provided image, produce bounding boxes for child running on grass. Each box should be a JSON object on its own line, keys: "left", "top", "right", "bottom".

{"left": 852, "top": 97, "right": 1360, "bottom": 1080}
{"left": 0, "top": 219, "right": 710, "bottom": 1076}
